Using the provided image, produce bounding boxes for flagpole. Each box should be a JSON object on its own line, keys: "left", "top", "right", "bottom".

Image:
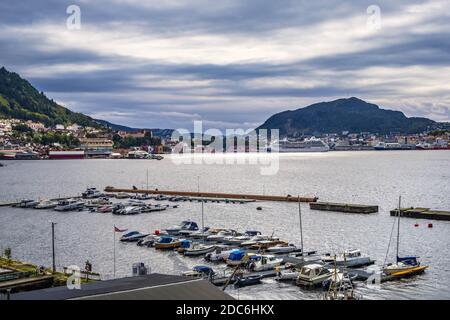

{"left": 113, "top": 225, "right": 116, "bottom": 279}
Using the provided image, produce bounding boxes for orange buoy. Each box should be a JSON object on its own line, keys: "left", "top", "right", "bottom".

{"left": 428, "top": 223, "right": 433, "bottom": 228}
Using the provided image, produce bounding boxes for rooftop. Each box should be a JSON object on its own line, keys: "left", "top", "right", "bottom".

{"left": 9, "top": 273, "right": 233, "bottom": 300}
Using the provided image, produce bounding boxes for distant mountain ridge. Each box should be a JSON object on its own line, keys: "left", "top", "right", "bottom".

{"left": 0, "top": 67, "right": 173, "bottom": 136}
{"left": 257, "top": 97, "right": 437, "bottom": 136}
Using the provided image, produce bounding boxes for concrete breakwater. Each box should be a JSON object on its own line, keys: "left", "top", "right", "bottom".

{"left": 390, "top": 207, "right": 450, "bottom": 221}
{"left": 104, "top": 186, "right": 318, "bottom": 203}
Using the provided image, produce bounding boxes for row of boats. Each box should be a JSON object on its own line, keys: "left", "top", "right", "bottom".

{"left": 117, "top": 220, "right": 377, "bottom": 291}
{"left": 118, "top": 194, "right": 429, "bottom": 296}
{"left": 13, "top": 197, "right": 178, "bottom": 214}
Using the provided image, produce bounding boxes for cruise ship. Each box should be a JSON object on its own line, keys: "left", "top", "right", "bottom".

{"left": 272, "top": 137, "right": 330, "bottom": 153}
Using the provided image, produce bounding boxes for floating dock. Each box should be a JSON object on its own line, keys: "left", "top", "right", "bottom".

{"left": 390, "top": 207, "right": 450, "bottom": 221}
{"left": 104, "top": 186, "right": 318, "bottom": 203}
{"left": 310, "top": 202, "right": 378, "bottom": 214}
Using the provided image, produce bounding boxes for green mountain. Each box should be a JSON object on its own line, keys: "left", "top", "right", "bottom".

{"left": 0, "top": 66, "right": 99, "bottom": 127}
{"left": 257, "top": 97, "right": 437, "bottom": 136}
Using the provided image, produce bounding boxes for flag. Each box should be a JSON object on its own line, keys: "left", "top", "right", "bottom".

{"left": 114, "top": 226, "right": 127, "bottom": 232}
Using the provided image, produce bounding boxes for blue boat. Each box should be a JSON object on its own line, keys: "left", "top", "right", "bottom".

{"left": 226, "top": 249, "right": 246, "bottom": 266}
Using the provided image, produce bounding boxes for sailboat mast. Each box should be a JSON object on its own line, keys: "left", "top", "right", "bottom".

{"left": 298, "top": 196, "right": 304, "bottom": 255}
{"left": 396, "top": 195, "right": 401, "bottom": 261}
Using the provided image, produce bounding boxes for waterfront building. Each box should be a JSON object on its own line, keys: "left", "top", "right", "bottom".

{"left": 79, "top": 138, "right": 114, "bottom": 158}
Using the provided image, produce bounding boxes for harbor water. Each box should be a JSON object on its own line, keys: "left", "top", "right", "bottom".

{"left": 0, "top": 150, "right": 449, "bottom": 299}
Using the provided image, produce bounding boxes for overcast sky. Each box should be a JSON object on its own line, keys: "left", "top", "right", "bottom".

{"left": 1, "top": 0, "right": 449, "bottom": 130}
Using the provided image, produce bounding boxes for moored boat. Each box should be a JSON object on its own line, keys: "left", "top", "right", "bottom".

{"left": 82, "top": 187, "right": 105, "bottom": 199}
{"left": 34, "top": 199, "right": 58, "bottom": 209}
{"left": 54, "top": 199, "right": 85, "bottom": 211}
{"left": 321, "top": 249, "right": 372, "bottom": 267}
{"left": 267, "top": 243, "right": 298, "bottom": 254}
{"left": 165, "top": 220, "right": 199, "bottom": 236}
{"left": 120, "top": 231, "right": 149, "bottom": 242}
{"left": 14, "top": 199, "right": 39, "bottom": 208}
{"left": 296, "top": 264, "right": 333, "bottom": 287}
{"left": 183, "top": 244, "right": 216, "bottom": 256}
{"left": 234, "top": 275, "right": 263, "bottom": 288}
{"left": 246, "top": 254, "right": 283, "bottom": 272}
{"left": 226, "top": 249, "right": 247, "bottom": 266}
{"left": 383, "top": 196, "right": 429, "bottom": 278}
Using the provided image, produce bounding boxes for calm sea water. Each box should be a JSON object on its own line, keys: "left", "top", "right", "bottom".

{"left": 0, "top": 151, "right": 449, "bottom": 300}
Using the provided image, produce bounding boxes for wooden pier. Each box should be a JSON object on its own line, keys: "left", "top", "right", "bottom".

{"left": 104, "top": 186, "right": 318, "bottom": 203}
{"left": 390, "top": 207, "right": 450, "bottom": 221}
{"left": 310, "top": 202, "right": 378, "bottom": 214}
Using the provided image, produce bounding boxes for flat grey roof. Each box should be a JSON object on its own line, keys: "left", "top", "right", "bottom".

{"left": 10, "top": 273, "right": 233, "bottom": 300}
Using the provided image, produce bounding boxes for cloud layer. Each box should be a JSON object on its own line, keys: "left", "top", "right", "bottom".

{"left": 1, "top": 0, "right": 449, "bottom": 129}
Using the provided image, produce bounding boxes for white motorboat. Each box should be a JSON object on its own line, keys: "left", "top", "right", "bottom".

{"left": 296, "top": 264, "right": 333, "bottom": 287}
{"left": 240, "top": 235, "right": 280, "bottom": 247}
{"left": 84, "top": 197, "right": 111, "bottom": 208}
{"left": 54, "top": 198, "right": 82, "bottom": 211}
{"left": 321, "top": 249, "right": 372, "bottom": 267}
{"left": 54, "top": 199, "right": 85, "bottom": 211}
{"left": 115, "top": 193, "right": 131, "bottom": 199}
{"left": 34, "top": 199, "right": 58, "bottom": 209}
{"left": 267, "top": 243, "right": 298, "bottom": 254}
{"left": 15, "top": 199, "right": 39, "bottom": 208}
{"left": 82, "top": 187, "right": 105, "bottom": 199}
{"left": 273, "top": 137, "right": 330, "bottom": 153}
{"left": 247, "top": 255, "right": 283, "bottom": 272}
{"left": 137, "top": 234, "right": 161, "bottom": 247}
{"left": 120, "top": 231, "right": 149, "bottom": 242}
{"left": 183, "top": 244, "right": 217, "bottom": 256}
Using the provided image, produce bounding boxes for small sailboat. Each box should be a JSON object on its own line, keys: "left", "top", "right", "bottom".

{"left": 383, "top": 196, "right": 429, "bottom": 277}
{"left": 323, "top": 255, "right": 361, "bottom": 300}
